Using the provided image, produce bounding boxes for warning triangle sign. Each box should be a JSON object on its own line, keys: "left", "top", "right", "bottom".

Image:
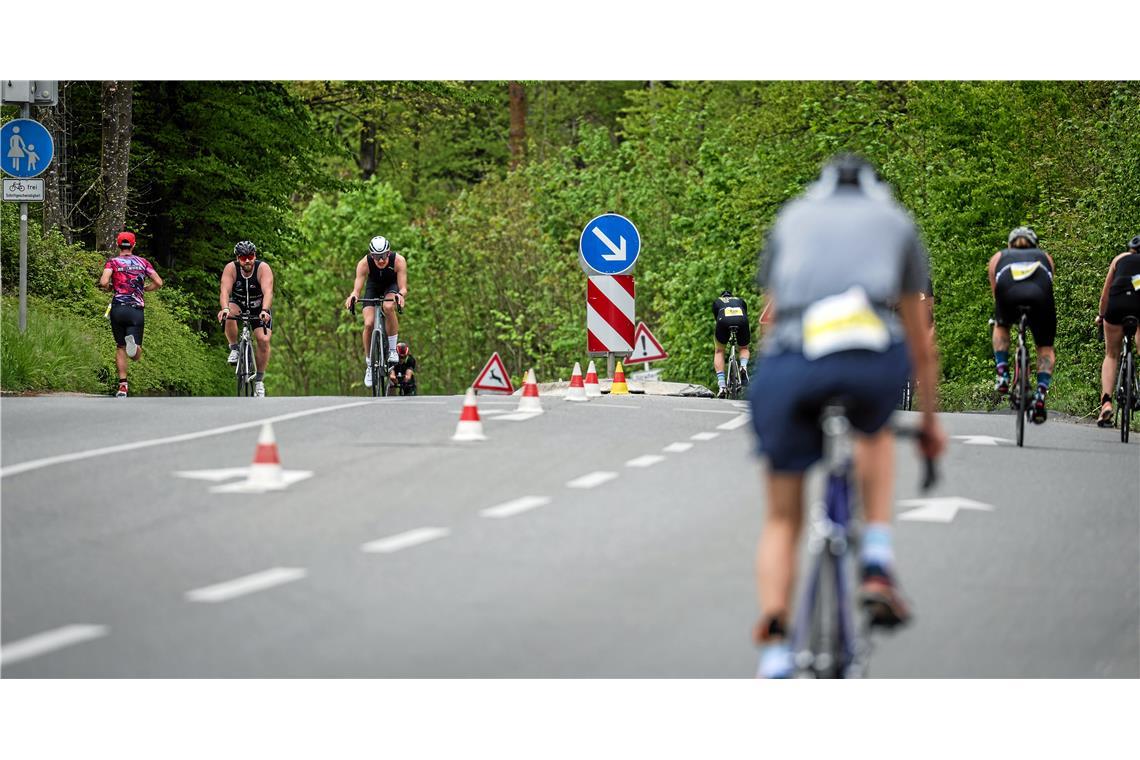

{"left": 626, "top": 322, "right": 668, "bottom": 365}
{"left": 473, "top": 352, "right": 514, "bottom": 394}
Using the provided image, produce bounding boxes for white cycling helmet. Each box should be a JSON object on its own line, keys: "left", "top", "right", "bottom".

{"left": 369, "top": 236, "right": 391, "bottom": 255}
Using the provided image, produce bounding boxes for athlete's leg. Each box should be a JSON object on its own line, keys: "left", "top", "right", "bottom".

{"left": 1035, "top": 345, "right": 1055, "bottom": 391}
{"left": 382, "top": 298, "right": 399, "bottom": 350}
{"left": 1101, "top": 323, "right": 1122, "bottom": 399}
{"left": 115, "top": 346, "right": 128, "bottom": 378}
{"left": 756, "top": 471, "right": 805, "bottom": 626}
{"left": 362, "top": 306, "right": 376, "bottom": 358}
{"left": 254, "top": 326, "right": 271, "bottom": 373}
{"left": 855, "top": 429, "right": 895, "bottom": 529}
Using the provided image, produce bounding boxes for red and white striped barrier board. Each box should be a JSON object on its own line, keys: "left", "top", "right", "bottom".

{"left": 587, "top": 275, "right": 635, "bottom": 354}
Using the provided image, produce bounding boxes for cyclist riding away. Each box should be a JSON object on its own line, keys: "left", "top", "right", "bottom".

{"left": 99, "top": 231, "right": 163, "bottom": 398}
{"left": 1095, "top": 234, "right": 1140, "bottom": 427}
{"left": 388, "top": 342, "right": 418, "bottom": 395}
{"left": 749, "top": 154, "right": 946, "bottom": 678}
{"left": 988, "top": 226, "right": 1056, "bottom": 423}
{"left": 344, "top": 235, "right": 408, "bottom": 388}
{"left": 217, "top": 241, "right": 274, "bottom": 397}
{"left": 713, "top": 289, "right": 751, "bottom": 398}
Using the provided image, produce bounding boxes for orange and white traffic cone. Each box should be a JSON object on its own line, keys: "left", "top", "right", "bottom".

{"left": 517, "top": 368, "right": 543, "bottom": 413}
{"left": 565, "top": 361, "right": 588, "bottom": 402}
{"left": 247, "top": 422, "right": 285, "bottom": 488}
{"left": 452, "top": 387, "right": 487, "bottom": 441}
{"left": 610, "top": 360, "right": 629, "bottom": 395}
{"left": 584, "top": 360, "right": 602, "bottom": 398}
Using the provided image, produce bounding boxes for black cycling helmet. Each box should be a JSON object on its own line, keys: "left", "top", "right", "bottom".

{"left": 234, "top": 240, "right": 257, "bottom": 258}
{"left": 825, "top": 153, "right": 879, "bottom": 186}
{"left": 1129, "top": 234, "right": 1140, "bottom": 251}
{"left": 1007, "top": 226, "right": 1038, "bottom": 247}
{"left": 720, "top": 289, "right": 733, "bottom": 298}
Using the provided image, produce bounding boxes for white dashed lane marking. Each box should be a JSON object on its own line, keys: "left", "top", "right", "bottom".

{"left": 663, "top": 442, "right": 693, "bottom": 453}
{"left": 567, "top": 471, "right": 619, "bottom": 489}
{"left": 481, "top": 496, "right": 551, "bottom": 519}
{"left": 626, "top": 454, "right": 666, "bottom": 468}
{"left": 675, "top": 408, "right": 740, "bottom": 415}
{"left": 690, "top": 432, "right": 720, "bottom": 441}
{"left": 362, "top": 527, "right": 451, "bottom": 554}
{"left": 717, "top": 413, "right": 751, "bottom": 430}
{"left": 1, "top": 625, "right": 108, "bottom": 668}
{"left": 185, "top": 567, "right": 307, "bottom": 603}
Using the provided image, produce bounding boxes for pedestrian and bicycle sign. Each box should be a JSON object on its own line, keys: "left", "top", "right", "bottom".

{"left": 2, "top": 119, "right": 54, "bottom": 178}
{"left": 473, "top": 352, "right": 514, "bottom": 394}
{"left": 579, "top": 213, "right": 641, "bottom": 276}
{"left": 3, "top": 178, "right": 44, "bottom": 202}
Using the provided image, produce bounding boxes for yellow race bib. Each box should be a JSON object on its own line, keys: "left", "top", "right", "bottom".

{"left": 723, "top": 307, "right": 744, "bottom": 317}
{"left": 1131, "top": 274, "right": 1140, "bottom": 292}
{"left": 1010, "top": 262, "right": 1041, "bottom": 281}
{"left": 802, "top": 286, "right": 890, "bottom": 360}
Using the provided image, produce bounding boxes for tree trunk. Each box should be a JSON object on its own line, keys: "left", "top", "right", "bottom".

{"left": 508, "top": 81, "right": 527, "bottom": 169}
{"left": 358, "top": 120, "right": 377, "bottom": 180}
{"left": 96, "top": 80, "right": 133, "bottom": 252}
{"left": 37, "top": 82, "right": 68, "bottom": 241}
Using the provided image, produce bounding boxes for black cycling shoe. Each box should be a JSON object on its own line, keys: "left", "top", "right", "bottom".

{"left": 859, "top": 566, "right": 912, "bottom": 629}
{"left": 994, "top": 373, "right": 1010, "bottom": 395}
{"left": 1031, "top": 391, "right": 1048, "bottom": 424}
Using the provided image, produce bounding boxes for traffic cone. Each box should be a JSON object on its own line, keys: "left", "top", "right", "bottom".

{"left": 452, "top": 387, "right": 487, "bottom": 441}
{"left": 610, "top": 361, "right": 629, "bottom": 395}
{"left": 247, "top": 422, "right": 285, "bottom": 488}
{"left": 584, "top": 360, "right": 602, "bottom": 398}
{"left": 517, "top": 368, "right": 543, "bottom": 413}
{"left": 565, "top": 362, "right": 588, "bottom": 402}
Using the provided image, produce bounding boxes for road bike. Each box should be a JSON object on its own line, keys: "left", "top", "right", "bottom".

{"left": 224, "top": 314, "right": 261, "bottom": 397}
{"left": 724, "top": 327, "right": 747, "bottom": 400}
{"left": 897, "top": 378, "right": 914, "bottom": 411}
{"left": 387, "top": 373, "right": 418, "bottom": 397}
{"left": 1114, "top": 315, "right": 1139, "bottom": 444}
{"left": 350, "top": 295, "right": 402, "bottom": 397}
{"left": 991, "top": 308, "right": 1034, "bottom": 447}
{"left": 790, "top": 402, "right": 935, "bottom": 678}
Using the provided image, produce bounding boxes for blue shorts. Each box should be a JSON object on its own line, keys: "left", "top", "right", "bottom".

{"left": 749, "top": 343, "right": 910, "bottom": 473}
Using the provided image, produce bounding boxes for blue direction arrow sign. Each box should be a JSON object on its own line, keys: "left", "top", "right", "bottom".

{"left": 2, "top": 119, "right": 54, "bottom": 178}
{"left": 579, "top": 213, "right": 641, "bottom": 276}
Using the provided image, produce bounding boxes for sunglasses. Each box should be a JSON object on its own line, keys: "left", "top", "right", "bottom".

{"left": 237, "top": 254, "right": 256, "bottom": 261}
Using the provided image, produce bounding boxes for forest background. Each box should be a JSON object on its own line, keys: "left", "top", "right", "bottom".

{"left": 2, "top": 80, "right": 1138, "bottom": 417}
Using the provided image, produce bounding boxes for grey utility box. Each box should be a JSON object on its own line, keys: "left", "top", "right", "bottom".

{"left": 2, "top": 80, "right": 58, "bottom": 105}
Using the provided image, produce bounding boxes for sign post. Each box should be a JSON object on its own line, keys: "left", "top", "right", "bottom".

{"left": 579, "top": 213, "right": 641, "bottom": 377}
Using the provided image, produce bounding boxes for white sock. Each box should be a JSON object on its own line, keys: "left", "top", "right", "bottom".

{"left": 389, "top": 335, "right": 398, "bottom": 351}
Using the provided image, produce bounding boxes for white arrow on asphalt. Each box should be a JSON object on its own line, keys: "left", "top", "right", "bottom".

{"left": 897, "top": 497, "right": 995, "bottom": 523}
{"left": 592, "top": 226, "right": 627, "bottom": 261}
{"left": 952, "top": 435, "right": 1014, "bottom": 446}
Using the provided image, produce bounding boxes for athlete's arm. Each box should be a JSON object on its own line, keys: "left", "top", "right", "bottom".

{"left": 395, "top": 254, "right": 408, "bottom": 307}
{"left": 899, "top": 292, "right": 946, "bottom": 458}
{"left": 144, "top": 263, "right": 163, "bottom": 291}
{"left": 218, "top": 262, "right": 236, "bottom": 321}
{"left": 258, "top": 263, "right": 274, "bottom": 314}
{"left": 987, "top": 252, "right": 1000, "bottom": 294}
{"left": 99, "top": 263, "right": 113, "bottom": 292}
{"left": 345, "top": 258, "right": 368, "bottom": 310}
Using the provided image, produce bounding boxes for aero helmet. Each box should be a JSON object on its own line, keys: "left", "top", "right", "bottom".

{"left": 1007, "top": 227, "right": 1038, "bottom": 247}
{"left": 396, "top": 342, "right": 409, "bottom": 358}
{"left": 234, "top": 240, "right": 257, "bottom": 257}
{"left": 116, "top": 231, "right": 136, "bottom": 249}
{"left": 369, "top": 236, "right": 391, "bottom": 255}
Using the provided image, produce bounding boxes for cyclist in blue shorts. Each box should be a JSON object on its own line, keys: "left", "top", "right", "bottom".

{"left": 749, "top": 154, "right": 946, "bottom": 678}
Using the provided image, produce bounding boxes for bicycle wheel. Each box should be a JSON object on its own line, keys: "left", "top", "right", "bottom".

{"left": 727, "top": 357, "right": 741, "bottom": 399}
{"left": 1123, "top": 348, "right": 1133, "bottom": 444}
{"left": 1016, "top": 344, "right": 1027, "bottom": 447}
{"left": 369, "top": 331, "right": 382, "bottom": 397}
{"left": 235, "top": 341, "right": 248, "bottom": 397}
{"left": 806, "top": 551, "right": 843, "bottom": 678}
{"left": 243, "top": 341, "right": 257, "bottom": 397}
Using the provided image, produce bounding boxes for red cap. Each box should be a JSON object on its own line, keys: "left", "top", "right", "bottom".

{"left": 116, "top": 231, "right": 136, "bottom": 249}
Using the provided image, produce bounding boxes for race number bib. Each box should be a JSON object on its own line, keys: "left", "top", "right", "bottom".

{"left": 723, "top": 307, "right": 744, "bottom": 317}
{"left": 802, "top": 286, "right": 890, "bottom": 360}
{"left": 1131, "top": 274, "right": 1140, "bottom": 292}
{"left": 1010, "top": 262, "right": 1041, "bottom": 281}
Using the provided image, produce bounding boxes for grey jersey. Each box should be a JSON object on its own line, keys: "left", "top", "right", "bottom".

{"left": 757, "top": 178, "right": 929, "bottom": 355}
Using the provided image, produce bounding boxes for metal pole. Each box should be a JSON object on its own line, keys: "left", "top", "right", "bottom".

{"left": 19, "top": 101, "right": 30, "bottom": 333}
{"left": 607, "top": 352, "right": 615, "bottom": 378}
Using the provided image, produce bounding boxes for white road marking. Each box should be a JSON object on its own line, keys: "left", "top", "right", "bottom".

{"left": 690, "top": 432, "right": 720, "bottom": 441}
{"left": 361, "top": 527, "right": 451, "bottom": 553}
{"left": 479, "top": 408, "right": 511, "bottom": 416}
{"left": 716, "top": 413, "right": 751, "bottom": 430}
{"left": 580, "top": 402, "right": 641, "bottom": 409}
{"left": 663, "top": 442, "right": 693, "bottom": 453}
{"left": 626, "top": 454, "right": 666, "bottom": 468}
{"left": 171, "top": 467, "right": 253, "bottom": 482}
{"left": 1, "top": 625, "right": 108, "bottom": 668}
{"left": 898, "top": 497, "right": 995, "bottom": 523}
{"left": 675, "top": 408, "right": 741, "bottom": 415}
{"left": 952, "top": 435, "right": 1014, "bottom": 446}
{"left": 493, "top": 412, "right": 543, "bottom": 422}
{"left": 481, "top": 496, "right": 551, "bottom": 518}
{"left": 567, "top": 471, "right": 619, "bottom": 489}
{"left": 186, "top": 567, "right": 307, "bottom": 603}
{"left": 1, "top": 401, "right": 373, "bottom": 478}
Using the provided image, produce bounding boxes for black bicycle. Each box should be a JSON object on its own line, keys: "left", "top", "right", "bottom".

{"left": 350, "top": 295, "right": 402, "bottom": 397}
{"left": 897, "top": 378, "right": 914, "bottom": 411}
{"left": 224, "top": 314, "right": 261, "bottom": 397}
{"left": 1114, "top": 315, "right": 1139, "bottom": 443}
{"left": 724, "top": 327, "right": 747, "bottom": 400}
{"left": 991, "top": 308, "right": 1034, "bottom": 447}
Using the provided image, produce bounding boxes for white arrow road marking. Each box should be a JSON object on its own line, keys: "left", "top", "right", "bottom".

{"left": 663, "top": 442, "right": 693, "bottom": 453}
{"left": 592, "top": 226, "right": 627, "bottom": 261}
{"left": 691, "top": 432, "right": 720, "bottom": 441}
{"left": 186, "top": 567, "right": 307, "bottom": 603}
{"left": 898, "top": 497, "right": 995, "bottom": 523}
{"left": 208, "top": 471, "right": 314, "bottom": 494}
{"left": 952, "top": 435, "right": 1014, "bottom": 446}
{"left": 172, "top": 467, "right": 255, "bottom": 482}
{"left": 481, "top": 496, "right": 551, "bottom": 519}
{"left": 1, "top": 625, "right": 108, "bottom": 668}
{"left": 492, "top": 412, "right": 543, "bottom": 422}
{"left": 626, "top": 454, "right": 666, "bottom": 468}
{"left": 362, "top": 527, "right": 450, "bottom": 554}
{"left": 675, "top": 408, "right": 741, "bottom": 415}
{"left": 717, "top": 413, "right": 751, "bottom": 430}
{"left": 567, "top": 471, "right": 619, "bottom": 489}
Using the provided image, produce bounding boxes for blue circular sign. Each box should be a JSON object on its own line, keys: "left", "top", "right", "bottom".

{"left": 579, "top": 213, "right": 641, "bottom": 275}
{"left": 2, "top": 119, "right": 54, "bottom": 179}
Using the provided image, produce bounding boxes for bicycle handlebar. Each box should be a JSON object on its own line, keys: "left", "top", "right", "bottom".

{"left": 349, "top": 295, "right": 403, "bottom": 316}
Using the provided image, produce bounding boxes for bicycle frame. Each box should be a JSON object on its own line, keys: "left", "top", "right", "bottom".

{"left": 225, "top": 315, "right": 259, "bottom": 397}
{"left": 1011, "top": 309, "right": 1031, "bottom": 447}
{"left": 724, "top": 329, "right": 743, "bottom": 399}
{"left": 1116, "top": 317, "right": 1138, "bottom": 443}
{"left": 352, "top": 296, "right": 400, "bottom": 397}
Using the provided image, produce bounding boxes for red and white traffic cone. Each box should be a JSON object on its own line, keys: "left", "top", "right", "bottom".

{"left": 452, "top": 387, "right": 487, "bottom": 441}
{"left": 565, "top": 361, "right": 588, "bottom": 402}
{"left": 517, "top": 368, "right": 543, "bottom": 413}
{"left": 247, "top": 422, "right": 285, "bottom": 488}
{"left": 584, "top": 360, "right": 602, "bottom": 398}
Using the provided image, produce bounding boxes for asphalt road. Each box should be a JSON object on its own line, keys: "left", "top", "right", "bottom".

{"left": 2, "top": 393, "right": 1137, "bottom": 677}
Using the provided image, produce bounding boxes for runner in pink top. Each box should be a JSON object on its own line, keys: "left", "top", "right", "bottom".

{"left": 98, "top": 231, "right": 163, "bottom": 397}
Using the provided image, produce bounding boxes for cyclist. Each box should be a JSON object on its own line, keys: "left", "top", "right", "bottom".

{"left": 988, "top": 226, "right": 1056, "bottom": 423}
{"left": 712, "top": 289, "right": 751, "bottom": 398}
{"left": 1094, "top": 234, "right": 1140, "bottom": 427}
{"left": 749, "top": 154, "right": 946, "bottom": 678}
{"left": 344, "top": 235, "right": 408, "bottom": 388}
{"left": 99, "top": 231, "right": 163, "bottom": 398}
{"left": 216, "top": 241, "right": 274, "bottom": 397}
{"left": 387, "top": 342, "right": 418, "bottom": 396}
